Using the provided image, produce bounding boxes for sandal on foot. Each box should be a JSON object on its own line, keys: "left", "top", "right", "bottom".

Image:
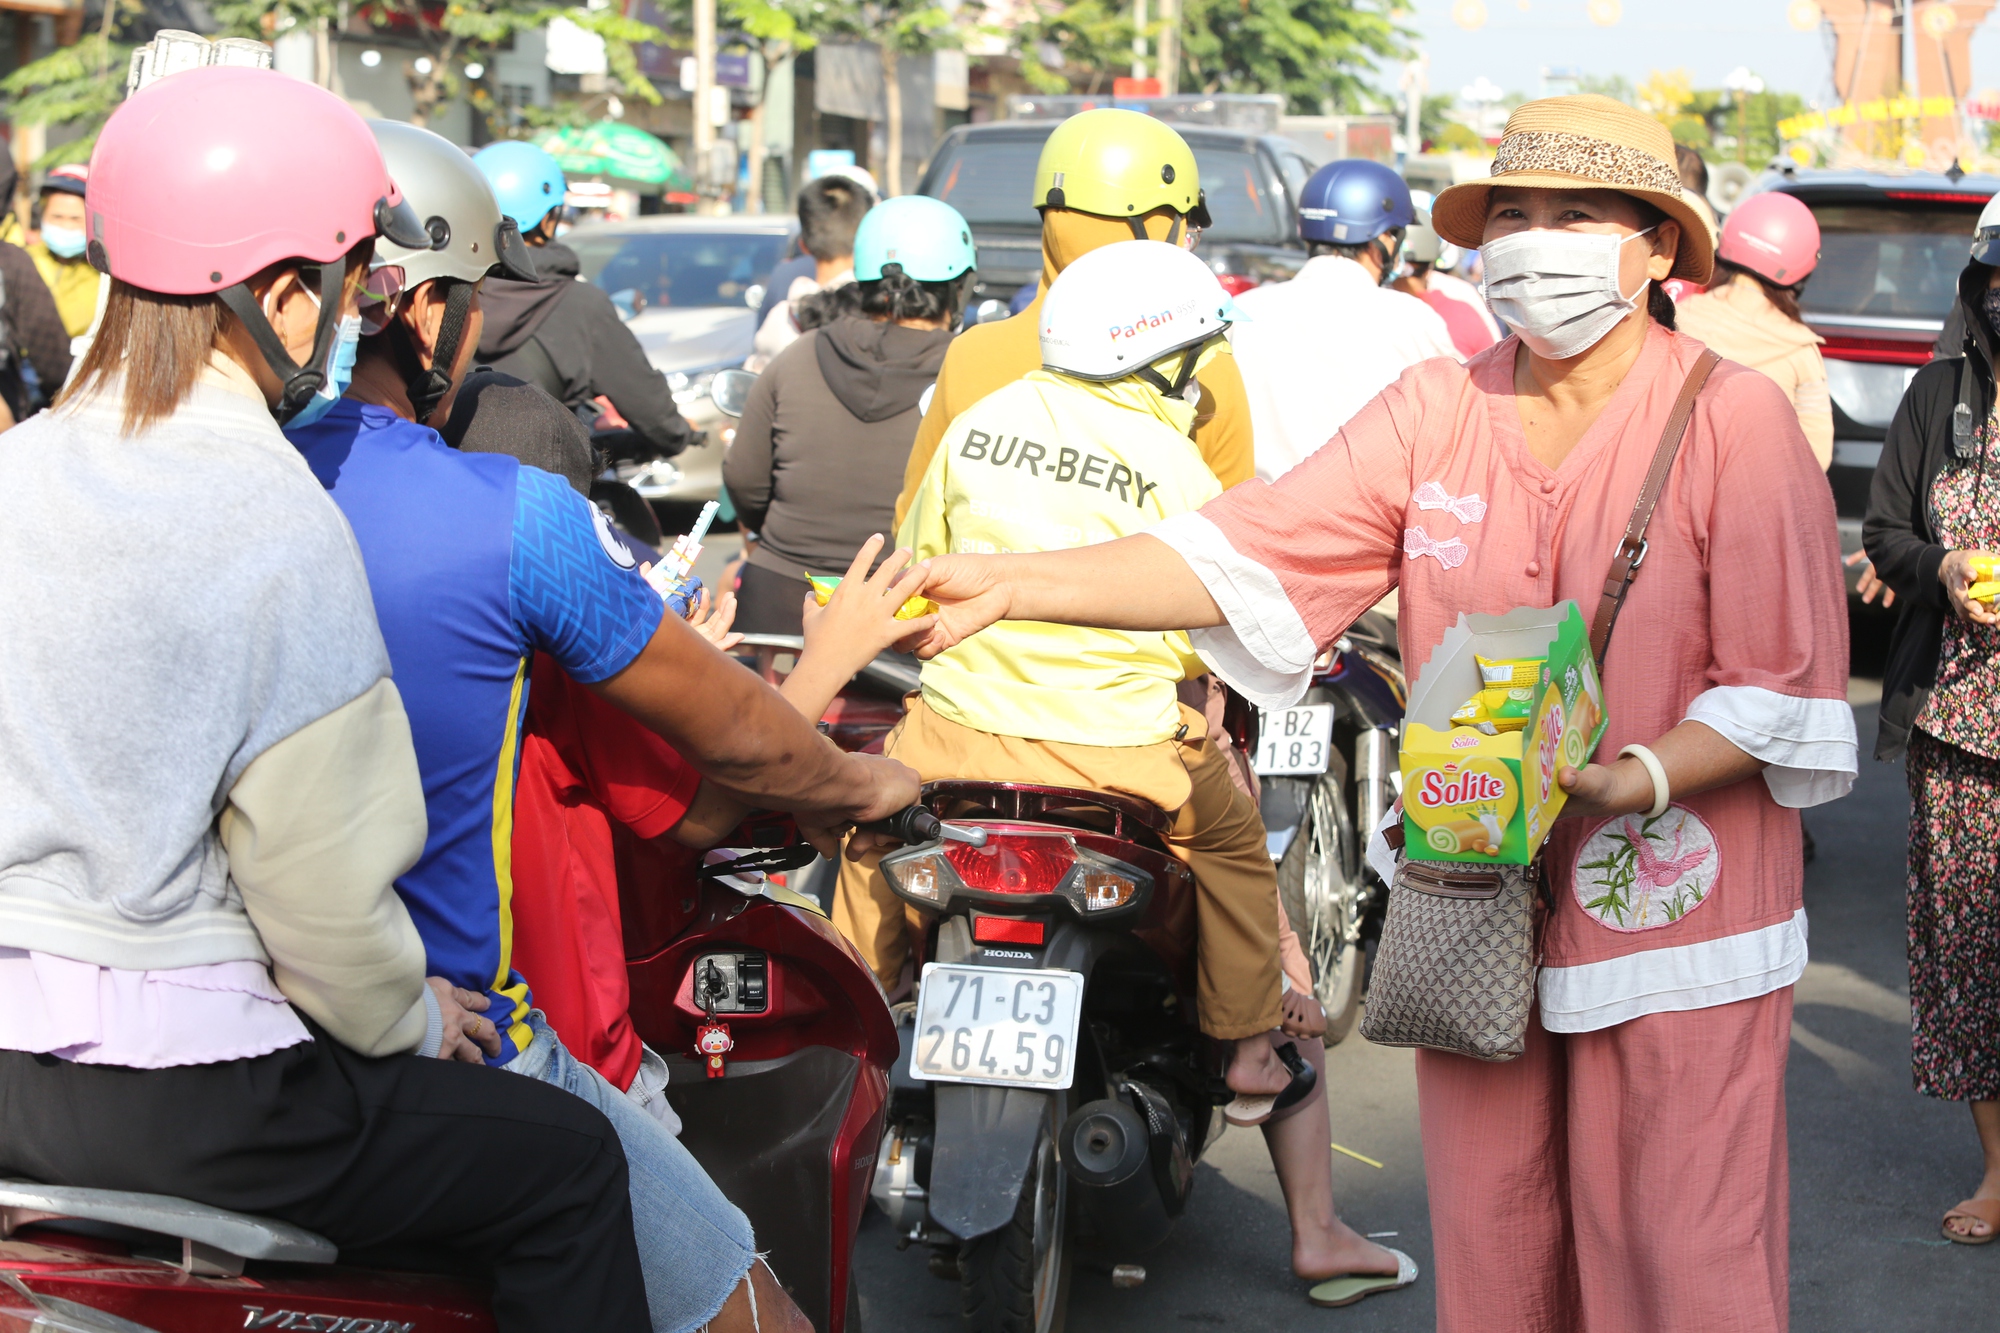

{"left": 1308, "top": 1248, "right": 1419, "bottom": 1308}
{"left": 1942, "top": 1198, "right": 2000, "bottom": 1245}
{"left": 1222, "top": 1043, "right": 1317, "bottom": 1127}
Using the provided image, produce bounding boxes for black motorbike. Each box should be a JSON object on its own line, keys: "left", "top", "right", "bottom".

{"left": 1255, "top": 609, "right": 1406, "bottom": 1042}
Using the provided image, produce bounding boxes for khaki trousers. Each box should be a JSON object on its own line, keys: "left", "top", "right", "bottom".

{"left": 832, "top": 698, "right": 1283, "bottom": 1041}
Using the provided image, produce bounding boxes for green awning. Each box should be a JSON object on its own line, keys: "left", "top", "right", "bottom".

{"left": 532, "top": 121, "right": 688, "bottom": 190}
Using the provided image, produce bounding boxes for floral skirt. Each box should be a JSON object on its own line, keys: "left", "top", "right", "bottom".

{"left": 1907, "top": 730, "right": 2000, "bottom": 1101}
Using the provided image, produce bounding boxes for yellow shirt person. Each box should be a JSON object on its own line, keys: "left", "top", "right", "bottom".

{"left": 900, "top": 362, "right": 1223, "bottom": 747}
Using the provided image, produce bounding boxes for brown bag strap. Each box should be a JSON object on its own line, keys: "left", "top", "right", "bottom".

{"left": 1589, "top": 348, "right": 1721, "bottom": 666}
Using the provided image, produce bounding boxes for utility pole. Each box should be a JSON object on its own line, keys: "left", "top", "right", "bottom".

{"left": 694, "top": 0, "right": 718, "bottom": 212}
{"left": 1131, "top": 0, "right": 1147, "bottom": 80}
{"left": 1399, "top": 54, "right": 1427, "bottom": 168}
{"left": 1157, "top": 0, "right": 1179, "bottom": 94}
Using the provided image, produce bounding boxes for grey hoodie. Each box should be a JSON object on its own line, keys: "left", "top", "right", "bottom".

{"left": 725, "top": 316, "right": 952, "bottom": 580}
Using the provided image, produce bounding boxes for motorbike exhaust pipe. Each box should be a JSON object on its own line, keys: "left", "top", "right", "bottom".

{"left": 1059, "top": 1099, "right": 1174, "bottom": 1254}
{"left": 1060, "top": 1100, "right": 1148, "bottom": 1187}
{"left": 1355, "top": 728, "right": 1392, "bottom": 845}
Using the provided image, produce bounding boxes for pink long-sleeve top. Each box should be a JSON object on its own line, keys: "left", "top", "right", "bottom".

{"left": 1156, "top": 323, "right": 1858, "bottom": 1031}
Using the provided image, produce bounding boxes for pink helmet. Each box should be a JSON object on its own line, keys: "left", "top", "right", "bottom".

{"left": 88, "top": 65, "right": 425, "bottom": 295}
{"left": 1717, "top": 192, "right": 1820, "bottom": 288}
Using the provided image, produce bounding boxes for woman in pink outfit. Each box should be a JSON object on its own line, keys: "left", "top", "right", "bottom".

{"left": 908, "top": 95, "right": 1856, "bottom": 1332}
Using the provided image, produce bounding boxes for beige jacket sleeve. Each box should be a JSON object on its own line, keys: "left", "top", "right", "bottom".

{"left": 219, "top": 677, "right": 435, "bottom": 1057}
{"left": 1787, "top": 346, "right": 1835, "bottom": 471}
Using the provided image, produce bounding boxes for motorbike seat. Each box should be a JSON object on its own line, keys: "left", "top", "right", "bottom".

{"left": 0, "top": 1179, "right": 335, "bottom": 1275}
{"left": 924, "top": 780, "right": 1173, "bottom": 840}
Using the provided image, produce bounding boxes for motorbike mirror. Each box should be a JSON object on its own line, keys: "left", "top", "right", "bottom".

{"left": 709, "top": 367, "right": 758, "bottom": 419}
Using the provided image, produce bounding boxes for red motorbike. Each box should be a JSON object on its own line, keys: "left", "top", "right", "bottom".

{"left": 0, "top": 817, "right": 897, "bottom": 1333}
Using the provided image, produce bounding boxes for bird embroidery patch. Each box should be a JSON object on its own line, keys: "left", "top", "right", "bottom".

{"left": 1572, "top": 807, "right": 1720, "bottom": 932}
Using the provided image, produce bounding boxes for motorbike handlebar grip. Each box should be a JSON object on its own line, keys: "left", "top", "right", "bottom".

{"left": 861, "top": 806, "right": 943, "bottom": 845}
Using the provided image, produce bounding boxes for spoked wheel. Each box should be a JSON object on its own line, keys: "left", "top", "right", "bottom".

{"left": 1276, "top": 771, "right": 1366, "bottom": 1043}
{"left": 959, "top": 1097, "right": 1071, "bottom": 1333}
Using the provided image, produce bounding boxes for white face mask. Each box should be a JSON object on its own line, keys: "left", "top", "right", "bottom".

{"left": 1478, "top": 225, "right": 1656, "bottom": 360}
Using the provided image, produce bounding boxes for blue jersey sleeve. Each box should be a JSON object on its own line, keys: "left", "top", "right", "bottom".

{"left": 508, "top": 467, "right": 664, "bottom": 683}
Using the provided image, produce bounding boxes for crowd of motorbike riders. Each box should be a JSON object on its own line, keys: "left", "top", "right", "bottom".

{"left": 0, "top": 52, "right": 1862, "bottom": 1333}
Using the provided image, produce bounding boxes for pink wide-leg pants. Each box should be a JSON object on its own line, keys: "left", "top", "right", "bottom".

{"left": 1415, "top": 989, "right": 1792, "bottom": 1333}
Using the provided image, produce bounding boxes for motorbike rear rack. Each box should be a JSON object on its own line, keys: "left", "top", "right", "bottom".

{"left": 0, "top": 1180, "right": 336, "bottom": 1276}
{"left": 920, "top": 781, "right": 1171, "bottom": 842}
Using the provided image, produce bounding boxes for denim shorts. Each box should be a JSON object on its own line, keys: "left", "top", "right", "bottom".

{"left": 505, "top": 1011, "right": 754, "bottom": 1332}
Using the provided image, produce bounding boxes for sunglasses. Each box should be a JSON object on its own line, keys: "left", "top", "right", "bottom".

{"left": 358, "top": 265, "right": 408, "bottom": 335}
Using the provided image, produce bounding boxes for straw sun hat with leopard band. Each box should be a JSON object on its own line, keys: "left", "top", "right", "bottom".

{"left": 1432, "top": 94, "right": 1715, "bottom": 285}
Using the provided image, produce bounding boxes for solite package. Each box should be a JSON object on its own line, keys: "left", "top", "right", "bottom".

{"left": 1400, "top": 602, "right": 1608, "bottom": 864}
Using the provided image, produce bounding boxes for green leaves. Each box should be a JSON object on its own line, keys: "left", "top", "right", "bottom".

{"left": 1177, "top": 0, "right": 1408, "bottom": 113}
{"left": 0, "top": 33, "right": 134, "bottom": 170}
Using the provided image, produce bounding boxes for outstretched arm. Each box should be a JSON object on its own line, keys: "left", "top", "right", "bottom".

{"left": 591, "top": 612, "right": 915, "bottom": 832}
{"left": 669, "top": 536, "right": 935, "bottom": 850}
{"left": 906, "top": 534, "right": 1223, "bottom": 659}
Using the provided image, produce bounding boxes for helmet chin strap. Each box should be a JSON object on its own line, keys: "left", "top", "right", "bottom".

{"left": 1125, "top": 212, "right": 1187, "bottom": 246}
{"left": 1135, "top": 342, "right": 1205, "bottom": 400}
{"left": 215, "top": 260, "right": 344, "bottom": 424}
{"left": 394, "top": 278, "right": 477, "bottom": 425}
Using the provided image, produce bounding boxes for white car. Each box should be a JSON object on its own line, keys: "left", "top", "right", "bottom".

{"left": 564, "top": 213, "right": 799, "bottom": 506}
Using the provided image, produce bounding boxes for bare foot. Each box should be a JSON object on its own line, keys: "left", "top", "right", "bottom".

{"left": 1292, "top": 1218, "right": 1401, "bottom": 1282}
{"left": 1225, "top": 1035, "right": 1291, "bottom": 1097}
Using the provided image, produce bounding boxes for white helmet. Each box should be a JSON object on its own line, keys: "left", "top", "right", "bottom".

{"left": 1039, "top": 240, "right": 1244, "bottom": 393}
{"left": 1974, "top": 188, "right": 2000, "bottom": 265}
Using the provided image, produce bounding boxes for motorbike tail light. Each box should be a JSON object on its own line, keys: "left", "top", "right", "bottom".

{"left": 944, "top": 835, "right": 1075, "bottom": 895}
{"left": 972, "top": 916, "right": 1046, "bottom": 945}
{"left": 884, "top": 852, "right": 948, "bottom": 903}
{"left": 1077, "top": 868, "right": 1139, "bottom": 912}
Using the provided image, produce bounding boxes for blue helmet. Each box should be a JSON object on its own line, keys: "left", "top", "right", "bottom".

{"left": 473, "top": 140, "right": 567, "bottom": 234}
{"left": 854, "top": 195, "right": 977, "bottom": 282}
{"left": 1297, "top": 159, "right": 1415, "bottom": 247}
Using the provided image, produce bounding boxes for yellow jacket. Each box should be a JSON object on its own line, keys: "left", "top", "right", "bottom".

{"left": 28, "top": 242, "right": 103, "bottom": 340}
{"left": 892, "top": 207, "right": 1254, "bottom": 529}
{"left": 899, "top": 368, "right": 1221, "bottom": 747}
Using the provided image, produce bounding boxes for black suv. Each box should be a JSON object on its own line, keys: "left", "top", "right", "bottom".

{"left": 1748, "top": 167, "right": 1999, "bottom": 593}
{"left": 915, "top": 119, "right": 1320, "bottom": 303}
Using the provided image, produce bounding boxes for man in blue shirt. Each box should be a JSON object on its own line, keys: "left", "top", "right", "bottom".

{"left": 290, "top": 120, "right": 903, "bottom": 1333}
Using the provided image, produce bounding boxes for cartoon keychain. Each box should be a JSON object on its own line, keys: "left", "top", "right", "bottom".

{"left": 694, "top": 959, "right": 734, "bottom": 1078}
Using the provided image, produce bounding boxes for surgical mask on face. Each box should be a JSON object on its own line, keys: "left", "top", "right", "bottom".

{"left": 1478, "top": 225, "right": 1657, "bottom": 360}
{"left": 284, "top": 314, "right": 361, "bottom": 430}
{"left": 40, "top": 225, "right": 86, "bottom": 260}
{"left": 1981, "top": 288, "right": 2000, "bottom": 338}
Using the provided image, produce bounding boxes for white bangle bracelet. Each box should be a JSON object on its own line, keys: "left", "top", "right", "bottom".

{"left": 1618, "top": 744, "right": 1671, "bottom": 818}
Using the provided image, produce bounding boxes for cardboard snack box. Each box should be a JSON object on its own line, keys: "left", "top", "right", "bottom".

{"left": 1400, "top": 602, "right": 1608, "bottom": 864}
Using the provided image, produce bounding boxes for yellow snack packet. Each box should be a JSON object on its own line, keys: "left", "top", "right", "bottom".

{"left": 807, "top": 574, "right": 937, "bottom": 620}
{"left": 1451, "top": 687, "right": 1532, "bottom": 733}
{"left": 1449, "top": 694, "right": 1489, "bottom": 727}
{"left": 1475, "top": 654, "right": 1544, "bottom": 690}
{"left": 1970, "top": 581, "right": 2000, "bottom": 603}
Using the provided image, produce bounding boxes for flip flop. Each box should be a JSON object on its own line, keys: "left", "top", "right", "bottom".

{"left": 1222, "top": 1042, "right": 1317, "bottom": 1127}
{"left": 1942, "top": 1198, "right": 2000, "bottom": 1245}
{"left": 1307, "top": 1248, "right": 1419, "bottom": 1308}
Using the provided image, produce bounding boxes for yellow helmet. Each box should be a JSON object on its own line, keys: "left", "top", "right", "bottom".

{"left": 1032, "top": 109, "right": 1210, "bottom": 233}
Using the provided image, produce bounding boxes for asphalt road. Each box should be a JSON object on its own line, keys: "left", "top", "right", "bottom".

{"left": 851, "top": 651, "right": 2000, "bottom": 1330}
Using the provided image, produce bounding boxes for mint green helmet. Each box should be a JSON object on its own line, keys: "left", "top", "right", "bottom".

{"left": 854, "top": 195, "right": 976, "bottom": 282}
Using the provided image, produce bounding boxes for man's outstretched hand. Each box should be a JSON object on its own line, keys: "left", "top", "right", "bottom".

{"left": 900, "top": 556, "right": 1014, "bottom": 659}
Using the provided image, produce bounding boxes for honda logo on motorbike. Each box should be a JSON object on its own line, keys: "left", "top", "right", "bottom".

{"left": 1415, "top": 767, "right": 1508, "bottom": 808}
{"left": 242, "top": 1307, "right": 416, "bottom": 1332}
